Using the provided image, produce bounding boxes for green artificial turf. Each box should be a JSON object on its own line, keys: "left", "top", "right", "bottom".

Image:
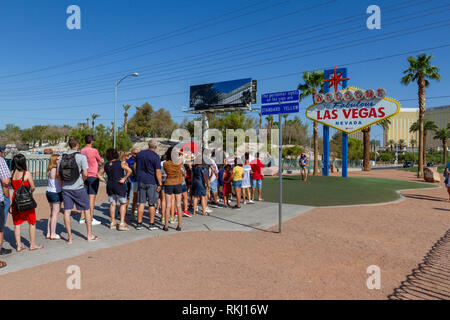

{"left": 261, "top": 175, "right": 435, "bottom": 207}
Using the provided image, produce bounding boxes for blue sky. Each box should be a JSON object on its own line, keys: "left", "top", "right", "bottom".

{"left": 0, "top": 0, "right": 449, "bottom": 144}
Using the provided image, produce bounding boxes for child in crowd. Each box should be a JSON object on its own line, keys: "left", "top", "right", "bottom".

{"left": 222, "top": 164, "right": 232, "bottom": 208}
{"left": 46, "top": 154, "right": 62, "bottom": 240}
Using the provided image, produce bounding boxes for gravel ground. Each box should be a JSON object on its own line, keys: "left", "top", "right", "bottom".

{"left": 0, "top": 169, "right": 448, "bottom": 300}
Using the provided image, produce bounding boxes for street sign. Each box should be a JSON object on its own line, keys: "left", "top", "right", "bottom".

{"left": 261, "top": 90, "right": 299, "bottom": 104}
{"left": 261, "top": 102, "right": 299, "bottom": 115}
{"left": 261, "top": 90, "right": 299, "bottom": 116}
{"left": 260, "top": 90, "right": 300, "bottom": 234}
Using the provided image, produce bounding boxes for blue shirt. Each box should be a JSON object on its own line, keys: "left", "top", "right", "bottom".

{"left": 135, "top": 149, "right": 161, "bottom": 185}
{"left": 126, "top": 157, "right": 136, "bottom": 183}
{"left": 445, "top": 162, "right": 450, "bottom": 182}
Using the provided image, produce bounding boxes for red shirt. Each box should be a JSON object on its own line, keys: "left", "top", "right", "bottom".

{"left": 250, "top": 159, "right": 265, "bottom": 180}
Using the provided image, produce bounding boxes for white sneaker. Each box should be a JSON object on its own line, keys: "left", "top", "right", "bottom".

{"left": 205, "top": 207, "right": 213, "bottom": 214}
{"left": 79, "top": 218, "right": 86, "bottom": 224}
{"left": 91, "top": 218, "right": 101, "bottom": 226}
{"left": 248, "top": 200, "right": 255, "bottom": 204}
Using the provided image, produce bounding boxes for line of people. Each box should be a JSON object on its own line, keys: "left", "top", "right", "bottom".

{"left": 0, "top": 136, "right": 266, "bottom": 269}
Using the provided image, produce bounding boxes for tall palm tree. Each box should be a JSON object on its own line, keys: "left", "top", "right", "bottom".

{"left": 410, "top": 119, "right": 438, "bottom": 165}
{"left": 401, "top": 53, "right": 441, "bottom": 177}
{"left": 363, "top": 119, "right": 391, "bottom": 171}
{"left": 388, "top": 139, "right": 395, "bottom": 153}
{"left": 91, "top": 114, "right": 100, "bottom": 130}
{"left": 86, "top": 117, "right": 90, "bottom": 128}
{"left": 265, "top": 115, "right": 274, "bottom": 143}
{"left": 123, "top": 104, "right": 131, "bottom": 133}
{"left": 398, "top": 139, "right": 406, "bottom": 151}
{"left": 433, "top": 128, "right": 450, "bottom": 164}
{"left": 298, "top": 71, "right": 324, "bottom": 175}
{"left": 410, "top": 138, "right": 417, "bottom": 164}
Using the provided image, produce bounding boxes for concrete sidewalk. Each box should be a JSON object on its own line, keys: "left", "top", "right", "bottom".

{"left": 0, "top": 200, "right": 312, "bottom": 275}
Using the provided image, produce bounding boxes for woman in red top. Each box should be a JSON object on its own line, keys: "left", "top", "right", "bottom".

{"left": 10, "top": 154, "right": 43, "bottom": 252}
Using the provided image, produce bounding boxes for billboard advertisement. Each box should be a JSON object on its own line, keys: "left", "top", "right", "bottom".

{"left": 190, "top": 78, "right": 253, "bottom": 111}
{"left": 306, "top": 87, "right": 400, "bottom": 134}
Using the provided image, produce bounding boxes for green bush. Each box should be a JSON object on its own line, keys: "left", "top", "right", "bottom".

{"left": 282, "top": 145, "right": 304, "bottom": 158}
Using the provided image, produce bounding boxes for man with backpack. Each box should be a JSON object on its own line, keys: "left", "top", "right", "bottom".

{"left": 59, "top": 138, "right": 99, "bottom": 243}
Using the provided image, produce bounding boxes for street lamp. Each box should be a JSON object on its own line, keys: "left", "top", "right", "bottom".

{"left": 114, "top": 73, "right": 139, "bottom": 148}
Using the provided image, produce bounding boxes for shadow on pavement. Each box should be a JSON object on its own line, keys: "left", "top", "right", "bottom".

{"left": 388, "top": 229, "right": 450, "bottom": 300}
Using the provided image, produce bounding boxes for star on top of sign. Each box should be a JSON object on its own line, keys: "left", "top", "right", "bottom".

{"left": 323, "top": 65, "right": 350, "bottom": 93}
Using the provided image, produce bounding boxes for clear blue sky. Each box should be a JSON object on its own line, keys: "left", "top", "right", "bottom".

{"left": 0, "top": 0, "right": 449, "bottom": 144}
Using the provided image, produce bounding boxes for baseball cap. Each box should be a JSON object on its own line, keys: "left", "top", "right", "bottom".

{"left": 0, "top": 146, "right": 5, "bottom": 152}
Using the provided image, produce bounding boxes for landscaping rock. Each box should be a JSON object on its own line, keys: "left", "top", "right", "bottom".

{"left": 424, "top": 167, "right": 440, "bottom": 183}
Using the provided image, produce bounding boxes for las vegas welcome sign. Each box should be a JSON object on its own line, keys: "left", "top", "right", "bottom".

{"left": 306, "top": 87, "right": 401, "bottom": 134}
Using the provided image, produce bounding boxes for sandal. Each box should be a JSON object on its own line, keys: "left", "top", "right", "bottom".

{"left": 109, "top": 222, "right": 118, "bottom": 229}
{"left": 117, "top": 224, "right": 130, "bottom": 231}
{"left": 0, "top": 261, "right": 6, "bottom": 269}
{"left": 87, "top": 235, "right": 100, "bottom": 242}
{"left": 50, "top": 235, "right": 61, "bottom": 240}
{"left": 16, "top": 246, "right": 26, "bottom": 252}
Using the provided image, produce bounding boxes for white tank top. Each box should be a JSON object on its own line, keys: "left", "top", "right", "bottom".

{"left": 47, "top": 168, "right": 62, "bottom": 193}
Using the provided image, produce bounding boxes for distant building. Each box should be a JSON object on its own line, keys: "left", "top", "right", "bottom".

{"left": 349, "top": 130, "right": 363, "bottom": 141}
{"left": 425, "top": 105, "right": 450, "bottom": 148}
{"left": 384, "top": 108, "right": 419, "bottom": 148}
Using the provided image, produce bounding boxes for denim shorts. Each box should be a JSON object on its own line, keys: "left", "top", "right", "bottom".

{"left": 109, "top": 194, "right": 127, "bottom": 204}
{"left": 0, "top": 201, "right": 5, "bottom": 233}
{"left": 46, "top": 191, "right": 63, "bottom": 204}
{"left": 137, "top": 183, "right": 159, "bottom": 205}
{"left": 232, "top": 180, "right": 242, "bottom": 188}
{"left": 209, "top": 180, "right": 218, "bottom": 193}
{"left": 251, "top": 179, "right": 262, "bottom": 189}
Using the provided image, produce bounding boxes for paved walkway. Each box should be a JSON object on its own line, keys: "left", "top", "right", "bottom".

{"left": 0, "top": 200, "right": 312, "bottom": 275}
{"left": 0, "top": 169, "right": 448, "bottom": 300}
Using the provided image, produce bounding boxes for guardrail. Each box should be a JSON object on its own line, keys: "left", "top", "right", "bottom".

{"left": 5, "top": 158, "right": 49, "bottom": 187}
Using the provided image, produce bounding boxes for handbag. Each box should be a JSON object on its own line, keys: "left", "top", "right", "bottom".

{"left": 13, "top": 171, "right": 37, "bottom": 213}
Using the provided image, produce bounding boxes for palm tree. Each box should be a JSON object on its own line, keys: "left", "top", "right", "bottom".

{"left": 91, "top": 114, "right": 100, "bottom": 130}
{"left": 401, "top": 53, "right": 441, "bottom": 177}
{"left": 298, "top": 71, "right": 324, "bottom": 175}
{"left": 410, "top": 138, "right": 417, "bottom": 164}
{"left": 265, "top": 115, "right": 274, "bottom": 143}
{"left": 123, "top": 104, "right": 131, "bottom": 133}
{"left": 258, "top": 112, "right": 262, "bottom": 131}
{"left": 433, "top": 128, "right": 450, "bottom": 164}
{"left": 86, "top": 117, "right": 90, "bottom": 128}
{"left": 362, "top": 119, "right": 391, "bottom": 171}
{"left": 410, "top": 119, "right": 438, "bottom": 165}
{"left": 398, "top": 139, "right": 406, "bottom": 151}
{"left": 388, "top": 139, "right": 395, "bottom": 153}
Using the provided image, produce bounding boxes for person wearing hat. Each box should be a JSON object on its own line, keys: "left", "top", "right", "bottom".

{"left": 299, "top": 152, "right": 309, "bottom": 182}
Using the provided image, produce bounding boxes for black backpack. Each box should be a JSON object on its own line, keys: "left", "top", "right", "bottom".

{"left": 60, "top": 152, "right": 81, "bottom": 182}
{"left": 13, "top": 172, "right": 37, "bottom": 213}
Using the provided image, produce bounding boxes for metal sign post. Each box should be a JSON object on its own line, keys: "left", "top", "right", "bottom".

{"left": 261, "top": 90, "right": 299, "bottom": 234}
{"left": 278, "top": 110, "right": 282, "bottom": 234}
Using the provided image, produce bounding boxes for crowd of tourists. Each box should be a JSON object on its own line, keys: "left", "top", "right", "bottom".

{"left": 0, "top": 136, "right": 266, "bottom": 269}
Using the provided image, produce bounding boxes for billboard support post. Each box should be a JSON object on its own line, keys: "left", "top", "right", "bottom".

{"left": 202, "top": 112, "right": 209, "bottom": 155}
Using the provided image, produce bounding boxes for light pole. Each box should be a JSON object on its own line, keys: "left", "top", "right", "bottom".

{"left": 114, "top": 73, "right": 139, "bottom": 148}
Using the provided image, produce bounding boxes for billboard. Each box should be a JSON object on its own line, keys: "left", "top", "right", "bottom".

{"left": 306, "top": 87, "right": 400, "bottom": 134}
{"left": 190, "top": 78, "right": 255, "bottom": 111}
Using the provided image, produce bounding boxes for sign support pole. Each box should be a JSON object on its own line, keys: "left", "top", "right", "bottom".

{"left": 342, "top": 133, "right": 348, "bottom": 177}
{"left": 323, "top": 126, "right": 329, "bottom": 176}
{"left": 278, "top": 110, "right": 282, "bottom": 234}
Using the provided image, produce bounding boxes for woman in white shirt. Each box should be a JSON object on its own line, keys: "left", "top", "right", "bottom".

{"left": 46, "top": 154, "right": 62, "bottom": 240}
